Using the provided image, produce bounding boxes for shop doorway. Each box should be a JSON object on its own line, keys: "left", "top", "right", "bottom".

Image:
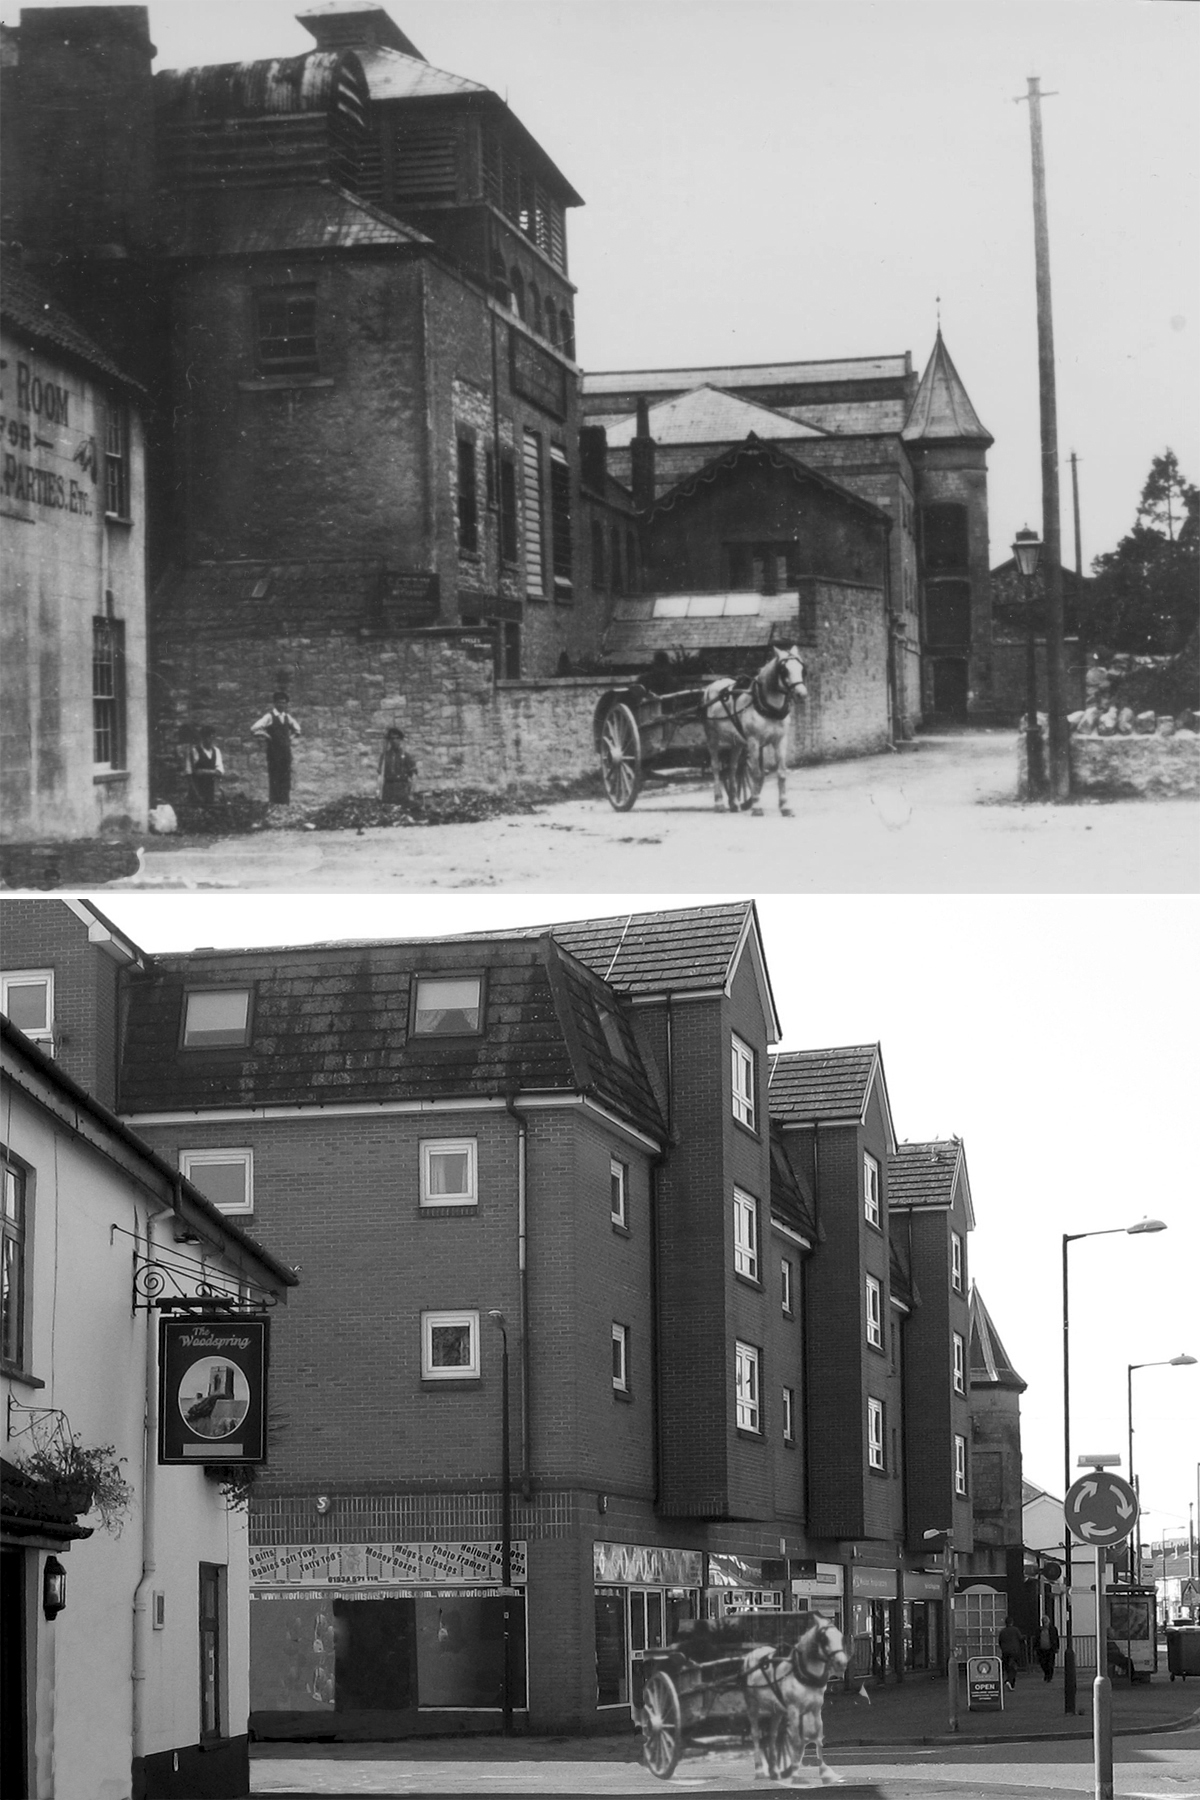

{"left": 1, "top": 1549, "right": 27, "bottom": 1797}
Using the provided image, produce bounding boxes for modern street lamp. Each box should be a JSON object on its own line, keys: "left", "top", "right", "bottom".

{"left": 1012, "top": 526, "right": 1045, "bottom": 797}
{"left": 1062, "top": 1218, "right": 1167, "bottom": 1713}
{"left": 487, "top": 1310, "right": 513, "bottom": 1735}
{"left": 923, "top": 1529, "right": 959, "bottom": 1734}
{"left": 1127, "top": 1355, "right": 1196, "bottom": 1577}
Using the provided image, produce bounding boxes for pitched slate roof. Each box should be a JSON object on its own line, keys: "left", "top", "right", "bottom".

{"left": 159, "top": 182, "right": 429, "bottom": 257}
{"left": 888, "top": 1139, "right": 976, "bottom": 1230}
{"left": 902, "top": 330, "right": 992, "bottom": 445}
{"left": 602, "top": 593, "right": 804, "bottom": 662}
{"left": 774, "top": 399, "right": 910, "bottom": 436}
{"left": 0, "top": 256, "right": 141, "bottom": 393}
{"left": 584, "top": 355, "right": 912, "bottom": 397}
{"left": 118, "top": 936, "right": 664, "bottom": 1143}
{"left": 350, "top": 41, "right": 489, "bottom": 99}
{"left": 603, "top": 386, "right": 826, "bottom": 448}
{"left": 768, "top": 1043, "right": 879, "bottom": 1122}
{"left": 970, "top": 1283, "right": 1026, "bottom": 1392}
{"left": 649, "top": 436, "right": 890, "bottom": 525}
{"left": 547, "top": 900, "right": 768, "bottom": 1005}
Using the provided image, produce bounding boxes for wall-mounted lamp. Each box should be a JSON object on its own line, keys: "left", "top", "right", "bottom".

{"left": 314, "top": 1495, "right": 332, "bottom": 1515}
{"left": 43, "top": 1556, "right": 68, "bottom": 1620}
{"left": 597, "top": 1493, "right": 608, "bottom": 1515}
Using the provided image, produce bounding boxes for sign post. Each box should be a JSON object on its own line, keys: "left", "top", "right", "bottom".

{"left": 1064, "top": 1464, "right": 1138, "bottom": 1800}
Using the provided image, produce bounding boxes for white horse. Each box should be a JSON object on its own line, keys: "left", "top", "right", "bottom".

{"left": 742, "top": 1612, "right": 848, "bottom": 1785}
{"left": 702, "top": 644, "right": 807, "bottom": 816}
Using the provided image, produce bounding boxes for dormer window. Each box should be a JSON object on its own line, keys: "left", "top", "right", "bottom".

{"left": 1, "top": 970, "right": 54, "bottom": 1046}
{"left": 413, "top": 976, "right": 482, "bottom": 1036}
{"left": 182, "top": 988, "right": 252, "bottom": 1049}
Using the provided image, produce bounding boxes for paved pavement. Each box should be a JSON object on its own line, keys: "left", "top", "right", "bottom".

{"left": 248, "top": 1668, "right": 1200, "bottom": 1796}
{"left": 106, "top": 732, "right": 1200, "bottom": 895}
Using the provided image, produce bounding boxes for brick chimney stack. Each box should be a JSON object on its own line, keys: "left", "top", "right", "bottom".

{"left": 630, "top": 397, "right": 656, "bottom": 513}
{"left": 10, "top": 7, "right": 156, "bottom": 257}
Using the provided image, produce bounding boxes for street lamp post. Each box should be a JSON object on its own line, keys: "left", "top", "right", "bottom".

{"left": 1127, "top": 1355, "right": 1196, "bottom": 1577}
{"left": 1062, "top": 1218, "right": 1167, "bottom": 1713}
{"left": 1013, "top": 527, "right": 1045, "bottom": 798}
{"left": 924, "top": 1529, "right": 958, "bottom": 1734}
{"left": 487, "top": 1310, "right": 513, "bottom": 1735}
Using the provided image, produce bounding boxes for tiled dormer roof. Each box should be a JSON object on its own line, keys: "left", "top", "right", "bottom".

{"left": 548, "top": 901, "right": 755, "bottom": 996}
{"left": 970, "top": 1283, "right": 1026, "bottom": 1393}
{"left": 888, "top": 1138, "right": 976, "bottom": 1230}
{"left": 767, "top": 1043, "right": 877, "bottom": 1122}
{"left": 118, "top": 935, "right": 664, "bottom": 1143}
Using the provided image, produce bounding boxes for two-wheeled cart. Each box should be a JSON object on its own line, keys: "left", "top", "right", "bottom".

{"left": 592, "top": 683, "right": 754, "bottom": 813}
{"left": 630, "top": 1611, "right": 810, "bottom": 1780}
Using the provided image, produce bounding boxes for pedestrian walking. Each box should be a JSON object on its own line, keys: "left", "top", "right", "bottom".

{"left": 251, "top": 690, "right": 301, "bottom": 805}
{"left": 185, "top": 726, "right": 224, "bottom": 812}
{"left": 378, "top": 727, "right": 416, "bottom": 804}
{"left": 1034, "top": 1615, "right": 1060, "bottom": 1682}
{"left": 998, "top": 1616, "right": 1024, "bottom": 1688}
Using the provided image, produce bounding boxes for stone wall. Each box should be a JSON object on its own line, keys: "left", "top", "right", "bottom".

{"left": 1070, "top": 735, "right": 1200, "bottom": 798}
{"left": 793, "top": 580, "right": 891, "bottom": 763}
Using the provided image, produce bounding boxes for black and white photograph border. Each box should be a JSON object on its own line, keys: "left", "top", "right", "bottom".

{"left": 0, "top": 0, "right": 1196, "bottom": 892}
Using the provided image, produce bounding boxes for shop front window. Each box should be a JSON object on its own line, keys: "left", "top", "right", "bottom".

{"left": 595, "top": 1587, "right": 627, "bottom": 1706}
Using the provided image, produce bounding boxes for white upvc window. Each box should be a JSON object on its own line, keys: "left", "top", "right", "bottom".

{"left": 179, "top": 1148, "right": 254, "bottom": 1216}
{"left": 781, "top": 1257, "right": 794, "bottom": 1317}
{"left": 952, "top": 1331, "right": 966, "bottom": 1394}
{"left": 954, "top": 1433, "right": 968, "bottom": 1495}
{"left": 867, "top": 1396, "right": 885, "bottom": 1470}
{"left": 863, "top": 1151, "right": 881, "bottom": 1227}
{"left": 733, "top": 1187, "right": 759, "bottom": 1281}
{"left": 782, "top": 1385, "right": 796, "bottom": 1444}
{"left": 731, "top": 1033, "right": 756, "bottom": 1130}
{"left": 951, "top": 1231, "right": 964, "bottom": 1293}
{"left": 420, "top": 1139, "right": 478, "bottom": 1207}
{"left": 735, "top": 1341, "right": 761, "bottom": 1433}
{"left": 865, "top": 1274, "right": 883, "bottom": 1348}
{"left": 421, "top": 1310, "right": 480, "bottom": 1380}
{"left": 610, "top": 1158, "right": 628, "bottom": 1228}
{"left": 1, "top": 970, "right": 54, "bottom": 1046}
{"left": 612, "top": 1322, "right": 629, "bottom": 1393}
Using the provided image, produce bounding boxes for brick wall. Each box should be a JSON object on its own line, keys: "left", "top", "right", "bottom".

{"left": 0, "top": 898, "right": 121, "bottom": 1106}
{"left": 898, "top": 1198, "right": 973, "bottom": 1552}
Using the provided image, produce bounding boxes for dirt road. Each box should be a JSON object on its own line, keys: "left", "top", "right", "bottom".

{"left": 110, "top": 733, "right": 1199, "bottom": 894}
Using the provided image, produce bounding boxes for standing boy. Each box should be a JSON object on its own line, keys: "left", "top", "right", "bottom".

{"left": 251, "top": 691, "right": 301, "bottom": 805}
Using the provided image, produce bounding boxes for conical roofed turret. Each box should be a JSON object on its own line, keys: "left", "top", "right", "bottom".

{"left": 903, "top": 330, "right": 992, "bottom": 446}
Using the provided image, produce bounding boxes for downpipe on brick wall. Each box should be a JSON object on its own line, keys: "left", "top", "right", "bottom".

{"left": 504, "top": 1091, "right": 532, "bottom": 1498}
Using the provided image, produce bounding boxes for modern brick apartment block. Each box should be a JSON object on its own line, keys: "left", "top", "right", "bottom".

{"left": 1, "top": 898, "right": 1028, "bottom": 1732}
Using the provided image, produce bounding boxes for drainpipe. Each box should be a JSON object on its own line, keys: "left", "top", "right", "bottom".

{"left": 504, "top": 1092, "right": 531, "bottom": 1496}
{"left": 131, "top": 1194, "right": 176, "bottom": 1768}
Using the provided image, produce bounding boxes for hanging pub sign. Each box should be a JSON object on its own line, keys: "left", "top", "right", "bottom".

{"left": 158, "top": 1317, "right": 269, "bottom": 1464}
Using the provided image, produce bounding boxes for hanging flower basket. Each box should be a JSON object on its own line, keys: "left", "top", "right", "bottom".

{"left": 19, "top": 1438, "right": 133, "bottom": 1535}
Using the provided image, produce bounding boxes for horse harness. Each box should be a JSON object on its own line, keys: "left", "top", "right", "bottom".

{"left": 708, "top": 665, "right": 795, "bottom": 740}
{"left": 747, "top": 1630, "right": 839, "bottom": 1707}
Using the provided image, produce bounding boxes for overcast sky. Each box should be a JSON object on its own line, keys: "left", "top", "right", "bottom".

{"left": 4, "top": 0, "right": 1196, "bottom": 567}
{"left": 98, "top": 890, "right": 1200, "bottom": 1552}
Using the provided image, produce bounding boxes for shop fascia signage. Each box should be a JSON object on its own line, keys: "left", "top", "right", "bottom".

{"left": 593, "top": 1542, "right": 704, "bottom": 1587}
{"left": 851, "top": 1565, "right": 899, "bottom": 1598}
{"left": 158, "top": 1316, "right": 268, "bottom": 1463}
{"left": 250, "top": 1541, "right": 528, "bottom": 1588}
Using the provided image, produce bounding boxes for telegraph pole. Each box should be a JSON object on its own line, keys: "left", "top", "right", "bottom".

{"left": 1070, "top": 451, "right": 1083, "bottom": 652}
{"left": 1016, "top": 77, "right": 1069, "bottom": 798}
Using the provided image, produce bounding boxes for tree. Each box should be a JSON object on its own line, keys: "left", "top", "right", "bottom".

{"left": 1088, "top": 452, "right": 1198, "bottom": 654}
{"left": 1136, "top": 449, "right": 1195, "bottom": 543}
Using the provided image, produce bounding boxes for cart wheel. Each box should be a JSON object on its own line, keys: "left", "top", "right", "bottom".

{"left": 640, "top": 1670, "right": 683, "bottom": 1778}
{"left": 724, "top": 744, "right": 757, "bottom": 812}
{"left": 600, "top": 703, "right": 644, "bottom": 811}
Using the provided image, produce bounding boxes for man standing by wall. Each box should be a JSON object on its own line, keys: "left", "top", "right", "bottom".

{"left": 251, "top": 692, "right": 301, "bottom": 805}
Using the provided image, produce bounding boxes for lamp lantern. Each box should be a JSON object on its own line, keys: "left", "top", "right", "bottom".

{"left": 43, "top": 1555, "right": 68, "bottom": 1620}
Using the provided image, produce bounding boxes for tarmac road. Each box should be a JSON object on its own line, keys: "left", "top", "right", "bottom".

{"left": 110, "top": 732, "right": 1199, "bottom": 895}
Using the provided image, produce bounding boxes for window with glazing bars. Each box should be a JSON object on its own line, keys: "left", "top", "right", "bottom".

{"left": 550, "top": 446, "right": 572, "bottom": 588}
{"left": 735, "top": 1340, "right": 760, "bottom": 1432}
{"left": 2, "top": 1153, "right": 28, "bottom": 1371}
{"left": 523, "top": 431, "right": 544, "bottom": 595}
{"left": 199, "top": 1563, "right": 225, "bottom": 1740}
{"left": 104, "top": 404, "right": 130, "bottom": 517}
{"left": 256, "top": 289, "right": 318, "bottom": 374}
{"left": 456, "top": 439, "right": 478, "bottom": 552}
{"left": 92, "top": 617, "right": 126, "bottom": 768}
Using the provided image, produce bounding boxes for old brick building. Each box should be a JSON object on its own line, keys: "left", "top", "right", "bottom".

{"left": 1, "top": 3, "right": 628, "bottom": 806}
{"left": 584, "top": 334, "right": 996, "bottom": 731}
{"left": 2, "top": 898, "right": 1027, "bottom": 1735}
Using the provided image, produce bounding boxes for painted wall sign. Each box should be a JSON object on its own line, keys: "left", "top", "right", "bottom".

{"left": 592, "top": 1542, "right": 704, "bottom": 1587}
{"left": 158, "top": 1316, "right": 268, "bottom": 1463}
{"left": 1, "top": 355, "right": 95, "bottom": 517}
{"left": 509, "top": 332, "right": 567, "bottom": 419}
{"left": 249, "top": 1540, "right": 528, "bottom": 1588}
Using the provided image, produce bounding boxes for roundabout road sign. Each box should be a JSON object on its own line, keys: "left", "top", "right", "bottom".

{"left": 1064, "top": 1471, "right": 1139, "bottom": 1545}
